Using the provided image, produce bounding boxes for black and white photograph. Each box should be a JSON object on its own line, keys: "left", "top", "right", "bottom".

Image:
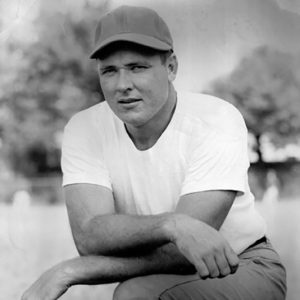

{"left": 0, "top": 0, "right": 299, "bottom": 299}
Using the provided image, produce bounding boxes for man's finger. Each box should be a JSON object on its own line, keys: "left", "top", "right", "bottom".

{"left": 195, "top": 259, "right": 210, "bottom": 279}
{"left": 215, "top": 253, "right": 231, "bottom": 277}
{"left": 225, "top": 246, "right": 239, "bottom": 273}
{"left": 203, "top": 255, "right": 220, "bottom": 278}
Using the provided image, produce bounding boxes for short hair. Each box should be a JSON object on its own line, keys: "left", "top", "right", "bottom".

{"left": 95, "top": 41, "right": 172, "bottom": 65}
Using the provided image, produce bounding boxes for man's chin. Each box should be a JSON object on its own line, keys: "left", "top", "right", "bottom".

{"left": 122, "top": 115, "right": 148, "bottom": 129}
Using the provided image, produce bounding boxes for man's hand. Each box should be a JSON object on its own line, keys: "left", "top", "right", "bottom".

{"left": 21, "top": 263, "right": 71, "bottom": 300}
{"left": 167, "top": 214, "right": 239, "bottom": 279}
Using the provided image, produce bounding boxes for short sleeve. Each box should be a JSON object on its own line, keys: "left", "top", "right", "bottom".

{"left": 181, "top": 106, "right": 249, "bottom": 196}
{"left": 61, "top": 113, "right": 112, "bottom": 189}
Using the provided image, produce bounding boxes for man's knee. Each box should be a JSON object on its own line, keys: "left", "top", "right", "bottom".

{"left": 113, "top": 278, "right": 158, "bottom": 300}
{"left": 113, "top": 281, "right": 133, "bottom": 300}
{"left": 113, "top": 276, "right": 216, "bottom": 300}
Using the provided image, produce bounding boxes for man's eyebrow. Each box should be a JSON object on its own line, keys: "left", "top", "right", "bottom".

{"left": 99, "top": 65, "right": 116, "bottom": 71}
{"left": 125, "top": 61, "right": 152, "bottom": 67}
{"left": 99, "top": 60, "right": 151, "bottom": 71}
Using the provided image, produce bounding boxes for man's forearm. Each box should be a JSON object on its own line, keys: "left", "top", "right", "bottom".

{"left": 78, "top": 213, "right": 175, "bottom": 256}
{"left": 23, "top": 216, "right": 239, "bottom": 300}
{"left": 22, "top": 232, "right": 196, "bottom": 300}
{"left": 64, "top": 243, "right": 196, "bottom": 286}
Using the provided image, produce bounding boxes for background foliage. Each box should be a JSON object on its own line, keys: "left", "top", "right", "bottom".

{"left": 207, "top": 46, "right": 300, "bottom": 163}
{"left": 0, "top": 1, "right": 107, "bottom": 177}
{"left": 0, "top": 0, "right": 299, "bottom": 201}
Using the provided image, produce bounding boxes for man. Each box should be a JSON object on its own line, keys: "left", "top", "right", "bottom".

{"left": 22, "top": 5, "right": 286, "bottom": 300}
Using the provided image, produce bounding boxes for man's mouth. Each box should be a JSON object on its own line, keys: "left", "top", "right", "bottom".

{"left": 118, "top": 98, "right": 142, "bottom": 104}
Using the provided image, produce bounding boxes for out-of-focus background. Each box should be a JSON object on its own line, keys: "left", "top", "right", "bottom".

{"left": 1, "top": 0, "right": 300, "bottom": 299}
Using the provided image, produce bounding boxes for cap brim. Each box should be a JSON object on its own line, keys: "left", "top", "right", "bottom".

{"left": 89, "top": 33, "right": 172, "bottom": 59}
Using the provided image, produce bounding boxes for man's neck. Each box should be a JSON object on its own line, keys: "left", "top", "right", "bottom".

{"left": 125, "top": 86, "right": 177, "bottom": 151}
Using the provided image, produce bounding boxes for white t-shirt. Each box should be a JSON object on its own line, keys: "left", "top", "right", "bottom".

{"left": 61, "top": 91, "right": 266, "bottom": 254}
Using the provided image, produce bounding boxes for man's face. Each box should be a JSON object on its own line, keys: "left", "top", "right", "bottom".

{"left": 98, "top": 47, "right": 176, "bottom": 127}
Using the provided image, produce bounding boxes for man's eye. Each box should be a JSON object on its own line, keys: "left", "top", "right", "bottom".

{"left": 131, "top": 65, "right": 147, "bottom": 72}
{"left": 102, "top": 69, "right": 116, "bottom": 76}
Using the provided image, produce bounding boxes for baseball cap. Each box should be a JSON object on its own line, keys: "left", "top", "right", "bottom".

{"left": 90, "top": 5, "right": 173, "bottom": 59}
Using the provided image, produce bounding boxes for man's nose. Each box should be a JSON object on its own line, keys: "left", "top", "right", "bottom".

{"left": 116, "top": 69, "right": 133, "bottom": 92}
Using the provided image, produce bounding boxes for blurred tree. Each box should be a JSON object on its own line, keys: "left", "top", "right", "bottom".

{"left": 207, "top": 46, "right": 300, "bottom": 163}
{"left": 0, "top": 0, "right": 109, "bottom": 176}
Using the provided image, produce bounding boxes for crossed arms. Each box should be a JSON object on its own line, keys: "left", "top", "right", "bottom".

{"left": 22, "top": 183, "right": 238, "bottom": 300}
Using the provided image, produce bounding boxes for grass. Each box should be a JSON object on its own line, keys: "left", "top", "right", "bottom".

{"left": 1, "top": 199, "right": 299, "bottom": 300}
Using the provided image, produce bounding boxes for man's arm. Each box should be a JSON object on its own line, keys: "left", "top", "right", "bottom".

{"left": 22, "top": 223, "right": 236, "bottom": 300}
{"left": 65, "top": 183, "right": 172, "bottom": 256}
{"left": 65, "top": 183, "right": 238, "bottom": 278}
{"left": 22, "top": 185, "right": 238, "bottom": 300}
{"left": 22, "top": 243, "right": 196, "bottom": 300}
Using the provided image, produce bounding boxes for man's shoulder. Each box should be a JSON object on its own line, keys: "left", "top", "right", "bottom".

{"left": 178, "top": 91, "right": 239, "bottom": 118}
{"left": 178, "top": 91, "right": 247, "bottom": 137}
{"left": 64, "top": 101, "right": 111, "bottom": 131}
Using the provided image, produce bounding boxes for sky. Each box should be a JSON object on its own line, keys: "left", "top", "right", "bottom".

{"left": 1, "top": 0, "right": 300, "bottom": 92}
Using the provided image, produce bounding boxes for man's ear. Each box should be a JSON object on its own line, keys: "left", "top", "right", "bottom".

{"left": 167, "top": 53, "right": 178, "bottom": 82}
